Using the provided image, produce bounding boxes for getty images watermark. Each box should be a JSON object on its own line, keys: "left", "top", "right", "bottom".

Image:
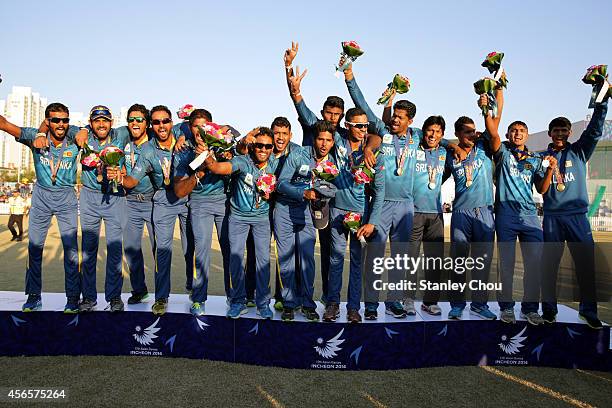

{"left": 370, "top": 254, "right": 502, "bottom": 292}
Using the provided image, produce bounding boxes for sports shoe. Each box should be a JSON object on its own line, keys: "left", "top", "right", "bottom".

{"left": 386, "top": 302, "right": 407, "bottom": 319}
{"left": 246, "top": 299, "right": 256, "bottom": 308}
{"left": 500, "top": 308, "right": 516, "bottom": 324}
{"left": 323, "top": 302, "right": 340, "bottom": 322}
{"left": 403, "top": 299, "right": 417, "bottom": 316}
{"left": 22, "top": 294, "right": 42, "bottom": 312}
{"left": 521, "top": 312, "right": 544, "bottom": 326}
{"left": 448, "top": 306, "right": 464, "bottom": 320}
{"left": 364, "top": 305, "right": 378, "bottom": 320}
{"left": 79, "top": 298, "right": 97, "bottom": 313}
{"left": 108, "top": 297, "right": 124, "bottom": 313}
{"left": 190, "top": 302, "right": 205, "bottom": 316}
{"left": 63, "top": 297, "right": 80, "bottom": 314}
{"left": 470, "top": 305, "right": 497, "bottom": 320}
{"left": 579, "top": 314, "right": 603, "bottom": 330}
{"left": 226, "top": 303, "right": 247, "bottom": 319}
{"left": 541, "top": 311, "right": 556, "bottom": 324}
{"left": 347, "top": 309, "right": 362, "bottom": 323}
{"left": 257, "top": 306, "right": 273, "bottom": 320}
{"left": 421, "top": 303, "right": 442, "bottom": 316}
{"left": 152, "top": 298, "right": 168, "bottom": 315}
{"left": 281, "top": 307, "right": 294, "bottom": 321}
{"left": 302, "top": 307, "right": 320, "bottom": 322}
{"left": 127, "top": 292, "right": 149, "bottom": 305}
{"left": 274, "top": 300, "right": 284, "bottom": 311}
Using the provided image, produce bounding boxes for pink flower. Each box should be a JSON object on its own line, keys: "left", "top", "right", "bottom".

{"left": 487, "top": 51, "right": 497, "bottom": 58}
{"left": 256, "top": 173, "right": 277, "bottom": 194}
{"left": 177, "top": 104, "right": 195, "bottom": 119}
{"left": 81, "top": 153, "right": 100, "bottom": 167}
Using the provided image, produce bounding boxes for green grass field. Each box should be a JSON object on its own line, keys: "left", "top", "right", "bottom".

{"left": 0, "top": 215, "right": 611, "bottom": 407}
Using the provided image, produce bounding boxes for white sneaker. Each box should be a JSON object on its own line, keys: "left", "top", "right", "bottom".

{"left": 402, "top": 299, "right": 416, "bottom": 316}
{"left": 421, "top": 303, "right": 442, "bottom": 316}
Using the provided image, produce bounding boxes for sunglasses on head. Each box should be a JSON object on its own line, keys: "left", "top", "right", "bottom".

{"left": 48, "top": 117, "right": 70, "bottom": 124}
{"left": 253, "top": 142, "right": 274, "bottom": 150}
{"left": 128, "top": 117, "right": 146, "bottom": 123}
{"left": 90, "top": 109, "right": 111, "bottom": 117}
{"left": 151, "top": 118, "right": 172, "bottom": 125}
{"left": 346, "top": 122, "right": 368, "bottom": 129}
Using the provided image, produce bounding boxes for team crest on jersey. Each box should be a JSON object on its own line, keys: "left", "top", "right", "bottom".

{"left": 524, "top": 163, "right": 532, "bottom": 170}
{"left": 416, "top": 150, "right": 425, "bottom": 161}
{"left": 439, "top": 155, "right": 446, "bottom": 161}
{"left": 382, "top": 134, "right": 393, "bottom": 144}
{"left": 125, "top": 143, "right": 131, "bottom": 152}
{"left": 63, "top": 151, "right": 73, "bottom": 158}
{"left": 244, "top": 173, "right": 253, "bottom": 186}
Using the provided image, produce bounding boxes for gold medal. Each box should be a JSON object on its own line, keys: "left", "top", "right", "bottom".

{"left": 556, "top": 184, "right": 565, "bottom": 192}
{"left": 428, "top": 182, "right": 436, "bottom": 190}
{"left": 466, "top": 180, "right": 473, "bottom": 188}
{"left": 396, "top": 167, "right": 403, "bottom": 176}
{"left": 97, "top": 174, "right": 104, "bottom": 182}
{"left": 164, "top": 177, "right": 170, "bottom": 186}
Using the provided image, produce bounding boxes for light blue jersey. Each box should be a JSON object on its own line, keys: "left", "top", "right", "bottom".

{"left": 122, "top": 132, "right": 154, "bottom": 195}
{"left": 173, "top": 148, "right": 226, "bottom": 198}
{"left": 19, "top": 128, "right": 80, "bottom": 189}
{"left": 446, "top": 138, "right": 494, "bottom": 210}
{"left": 80, "top": 128, "right": 129, "bottom": 193}
{"left": 229, "top": 154, "right": 278, "bottom": 220}
{"left": 413, "top": 144, "right": 448, "bottom": 213}
{"left": 130, "top": 137, "right": 178, "bottom": 191}
{"left": 494, "top": 142, "right": 543, "bottom": 216}
{"left": 538, "top": 101, "right": 608, "bottom": 215}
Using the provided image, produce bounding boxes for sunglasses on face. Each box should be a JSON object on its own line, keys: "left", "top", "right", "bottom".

{"left": 48, "top": 117, "right": 70, "bottom": 124}
{"left": 151, "top": 118, "right": 172, "bottom": 125}
{"left": 346, "top": 122, "right": 368, "bottom": 129}
{"left": 128, "top": 117, "right": 146, "bottom": 123}
{"left": 254, "top": 143, "right": 274, "bottom": 150}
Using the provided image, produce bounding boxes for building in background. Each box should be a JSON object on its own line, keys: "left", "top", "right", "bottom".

{"left": 0, "top": 86, "right": 48, "bottom": 173}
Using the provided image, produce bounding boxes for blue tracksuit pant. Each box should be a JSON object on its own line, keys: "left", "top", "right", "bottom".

{"left": 542, "top": 214, "right": 597, "bottom": 318}
{"left": 26, "top": 185, "right": 79, "bottom": 299}
{"left": 152, "top": 189, "right": 193, "bottom": 301}
{"left": 366, "top": 200, "right": 414, "bottom": 307}
{"left": 124, "top": 195, "right": 154, "bottom": 295}
{"left": 190, "top": 195, "right": 231, "bottom": 303}
{"left": 228, "top": 215, "right": 271, "bottom": 309}
{"left": 329, "top": 207, "right": 363, "bottom": 311}
{"left": 80, "top": 187, "right": 127, "bottom": 302}
{"left": 450, "top": 206, "right": 495, "bottom": 309}
{"left": 273, "top": 202, "right": 317, "bottom": 309}
{"left": 495, "top": 213, "right": 542, "bottom": 313}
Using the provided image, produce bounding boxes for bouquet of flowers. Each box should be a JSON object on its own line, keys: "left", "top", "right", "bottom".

{"left": 81, "top": 143, "right": 100, "bottom": 167}
{"left": 474, "top": 78, "right": 499, "bottom": 117}
{"left": 481, "top": 51, "right": 508, "bottom": 88}
{"left": 255, "top": 173, "right": 276, "bottom": 207}
{"left": 313, "top": 160, "right": 340, "bottom": 181}
{"left": 99, "top": 146, "right": 125, "bottom": 193}
{"left": 189, "top": 122, "right": 237, "bottom": 170}
{"left": 377, "top": 74, "right": 410, "bottom": 105}
{"left": 582, "top": 65, "right": 611, "bottom": 108}
{"left": 177, "top": 104, "right": 195, "bottom": 120}
{"left": 335, "top": 41, "right": 364, "bottom": 78}
{"left": 343, "top": 211, "right": 366, "bottom": 244}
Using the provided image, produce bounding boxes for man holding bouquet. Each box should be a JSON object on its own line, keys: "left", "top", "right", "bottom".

{"left": 174, "top": 109, "right": 231, "bottom": 316}
{"left": 0, "top": 104, "right": 81, "bottom": 313}
{"left": 275, "top": 120, "right": 338, "bottom": 322}
{"left": 108, "top": 106, "right": 194, "bottom": 316}
{"left": 325, "top": 108, "right": 384, "bottom": 323}
{"left": 202, "top": 128, "right": 278, "bottom": 319}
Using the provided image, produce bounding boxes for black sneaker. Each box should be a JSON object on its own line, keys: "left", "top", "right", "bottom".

{"left": 385, "top": 302, "right": 407, "bottom": 319}
{"left": 302, "top": 307, "right": 320, "bottom": 322}
{"left": 281, "top": 307, "right": 294, "bottom": 321}
{"left": 79, "top": 298, "right": 97, "bottom": 313}
{"left": 579, "top": 314, "right": 603, "bottom": 330}
{"left": 108, "top": 298, "right": 124, "bottom": 313}
{"left": 542, "top": 311, "right": 556, "bottom": 324}
{"left": 127, "top": 292, "right": 149, "bottom": 305}
{"left": 364, "top": 306, "right": 378, "bottom": 320}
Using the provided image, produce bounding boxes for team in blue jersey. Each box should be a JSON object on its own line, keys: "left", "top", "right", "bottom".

{"left": 0, "top": 42, "right": 607, "bottom": 330}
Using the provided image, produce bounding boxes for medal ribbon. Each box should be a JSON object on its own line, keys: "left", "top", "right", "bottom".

{"left": 46, "top": 133, "right": 67, "bottom": 184}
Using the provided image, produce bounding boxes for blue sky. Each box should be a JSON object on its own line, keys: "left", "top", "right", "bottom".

{"left": 1, "top": 0, "right": 609, "bottom": 143}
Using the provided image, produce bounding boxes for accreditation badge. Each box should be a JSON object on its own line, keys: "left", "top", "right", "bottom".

{"left": 382, "top": 134, "right": 393, "bottom": 144}
{"left": 244, "top": 173, "right": 253, "bottom": 186}
{"left": 298, "top": 164, "right": 309, "bottom": 176}
{"left": 416, "top": 150, "right": 425, "bottom": 161}
{"left": 565, "top": 160, "right": 572, "bottom": 168}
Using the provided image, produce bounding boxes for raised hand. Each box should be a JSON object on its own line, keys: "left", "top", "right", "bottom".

{"left": 33, "top": 136, "right": 49, "bottom": 149}
{"left": 544, "top": 155, "right": 557, "bottom": 170}
{"left": 75, "top": 128, "right": 89, "bottom": 147}
{"left": 284, "top": 41, "right": 299, "bottom": 67}
{"left": 106, "top": 166, "right": 121, "bottom": 180}
{"left": 478, "top": 94, "right": 488, "bottom": 108}
{"left": 288, "top": 66, "right": 308, "bottom": 96}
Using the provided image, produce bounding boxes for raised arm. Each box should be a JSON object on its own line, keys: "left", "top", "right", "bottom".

{"left": 0, "top": 115, "right": 24, "bottom": 139}
{"left": 343, "top": 65, "right": 385, "bottom": 135}
{"left": 574, "top": 99, "right": 608, "bottom": 160}
{"left": 203, "top": 154, "right": 233, "bottom": 176}
{"left": 480, "top": 88, "right": 504, "bottom": 154}
{"left": 535, "top": 155, "right": 558, "bottom": 194}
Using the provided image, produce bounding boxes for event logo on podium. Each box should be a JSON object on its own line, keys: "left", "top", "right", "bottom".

{"left": 311, "top": 329, "right": 348, "bottom": 369}
{"left": 495, "top": 326, "right": 529, "bottom": 366}
{"left": 130, "top": 318, "right": 164, "bottom": 356}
